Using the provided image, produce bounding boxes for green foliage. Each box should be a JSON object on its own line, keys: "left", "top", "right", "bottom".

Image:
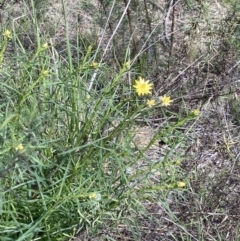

{"left": 0, "top": 26, "right": 192, "bottom": 239}
{"left": 229, "top": 97, "right": 240, "bottom": 125}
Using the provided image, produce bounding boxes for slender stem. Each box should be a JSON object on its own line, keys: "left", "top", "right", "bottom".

{"left": 143, "top": 0, "right": 153, "bottom": 36}
{"left": 167, "top": 0, "right": 176, "bottom": 77}
{"left": 143, "top": 0, "right": 157, "bottom": 62}
{"left": 123, "top": 0, "right": 138, "bottom": 55}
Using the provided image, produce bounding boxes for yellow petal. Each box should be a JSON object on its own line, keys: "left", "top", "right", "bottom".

{"left": 133, "top": 77, "right": 153, "bottom": 96}
{"left": 16, "top": 143, "right": 24, "bottom": 151}
{"left": 177, "top": 181, "right": 186, "bottom": 188}
{"left": 147, "top": 99, "right": 155, "bottom": 107}
{"left": 161, "top": 94, "right": 173, "bottom": 106}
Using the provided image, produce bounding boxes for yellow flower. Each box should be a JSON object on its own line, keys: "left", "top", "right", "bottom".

{"left": 192, "top": 109, "right": 200, "bottom": 116}
{"left": 177, "top": 181, "right": 186, "bottom": 188}
{"left": 91, "top": 62, "right": 99, "bottom": 68}
{"left": 3, "top": 29, "right": 12, "bottom": 39}
{"left": 133, "top": 77, "right": 153, "bottom": 96}
{"left": 16, "top": 143, "right": 24, "bottom": 151}
{"left": 89, "top": 192, "right": 101, "bottom": 201}
{"left": 41, "top": 70, "right": 49, "bottom": 76}
{"left": 161, "top": 94, "right": 173, "bottom": 106}
{"left": 42, "top": 43, "right": 48, "bottom": 49}
{"left": 147, "top": 99, "right": 156, "bottom": 107}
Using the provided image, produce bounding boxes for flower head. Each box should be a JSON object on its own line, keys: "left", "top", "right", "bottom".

{"left": 42, "top": 43, "right": 48, "bottom": 49}
{"left": 123, "top": 60, "right": 130, "bottom": 69}
{"left": 89, "top": 192, "right": 101, "bottom": 201}
{"left": 133, "top": 77, "right": 153, "bottom": 96}
{"left": 177, "top": 181, "right": 186, "bottom": 188}
{"left": 175, "top": 159, "right": 181, "bottom": 165}
{"left": 91, "top": 62, "right": 99, "bottom": 68}
{"left": 161, "top": 94, "right": 173, "bottom": 106}
{"left": 147, "top": 99, "right": 156, "bottom": 107}
{"left": 41, "top": 70, "right": 49, "bottom": 76}
{"left": 192, "top": 109, "right": 200, "bottom": 116}
{"left": 16, "top": 143, "right": 24, "bottom": 152}
{"left": 3, "top": 29, "right": 12, "bottom": 39}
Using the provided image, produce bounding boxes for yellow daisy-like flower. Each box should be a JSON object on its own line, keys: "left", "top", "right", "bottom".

{"left": 42, "top": 43, "right": 48, "bottom": 49}
{"left": 161, "top": 94, "right": 173, "bottom": 106}
{"left": 91, "top": 62, "right": 99, "bottom": 68}
{"left": 16, "top": 143, "right": 24, "bottom": 152}
{"left": 192, "top": 109, "right": 200, "bottom": 116}
{"left": 3, "top": 29, "right": 12, "bottom": 39}
{"left": 147, "top": 99, "right": 156, "bottom": 107}
{"left": 133, "top": 77, "right": 153, "bottom": 96}
{"left": 177, "top": 181, "right": 186, "bottom": 188}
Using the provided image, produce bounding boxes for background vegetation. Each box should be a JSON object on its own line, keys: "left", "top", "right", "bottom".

{"left": 0, "top": 0, "right": 240, "bottom": 240}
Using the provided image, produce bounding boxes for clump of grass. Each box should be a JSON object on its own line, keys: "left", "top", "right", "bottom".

{"left": 0, "top": 22, "right": 197, "bottom": 241}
